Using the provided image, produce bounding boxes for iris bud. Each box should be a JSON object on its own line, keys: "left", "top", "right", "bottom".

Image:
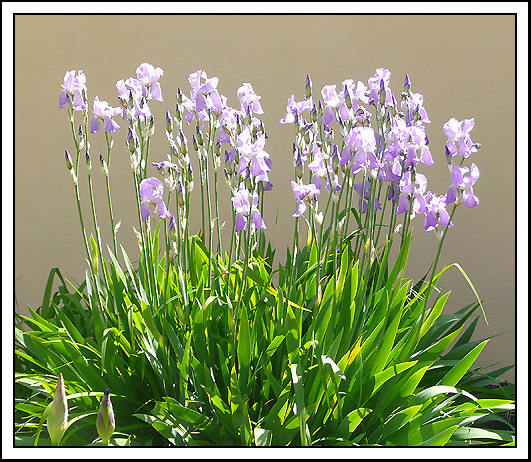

{"left": 305, "top": 74, "right": 312, "bottom": 99}
{"left": 64, "top": 150, "right": 74, "bottom": 171}
{"left": 99, "top": 154, "right": 108, "bottom": 176}
{"left": 47, "top": 373, "right": 68, "bottom": 446}
{"left": 404, "top": 74, "right": 411, "bottom": 92}
{"left": 379, "top": 80, "right": 386, "bottom": 106}
{"left": 166, "top": 110, "right": 173, "bottom": 133}
{"left": 96, "top": 389, "right": 115, "bottom": 446}
{"left": 85, "top": 150, "right": 92, "bottom": 170}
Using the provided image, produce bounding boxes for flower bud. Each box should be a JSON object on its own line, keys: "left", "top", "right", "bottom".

{"left": 176, "top": 87, "right": 183, "bottom": 106}
{"left": 166, "top": 110, "right": 173, "bottom": 133}
{"left": 64, "top": 150, "right": 74, "bottom": 171}
{"left": 310, "top": 104, "right": 318, "bottom": 123}
{"left": 99, "top": 154, "right": 109, "bottom": 176}
{"left": 379, "top": 80, "right": 386, "bottom": 106}
{"left": 195, "top": 125, "right": 203, "bottom": 145}
{"left": 85, "top": 150, "right": 92, "bottom": 170}
{"left": 47, "top": 373, "right": 68, "bottom": 446}
{"left": 96, "top": 389, "right": 115, "bottom": 446}
{"left": 305, "top": 74, "right": 312, "bottom": 100}
{"left": 404, "top": 74, "right": 411, "bottom": 92}
{"left": 179, "top": 131, "right": 188, "bottom": 156}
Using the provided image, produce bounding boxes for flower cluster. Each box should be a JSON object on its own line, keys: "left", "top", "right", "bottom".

{"left": 165, "top": 70, "right": 271, "bottom": 234}
{"left": 281, "top": 68, "right": 481, "bottom": 240}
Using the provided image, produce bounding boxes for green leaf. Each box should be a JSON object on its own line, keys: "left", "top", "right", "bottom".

{"left": 418, "top": 424, "right": 459, "bottom": 446}
{"left": 285, "top": 305, "right": 300, "bottom": 364}
{"left": 438, "top": 340, "right": 489, "bottom": 387}
{"left": 290, "top": 364, "right": 311, "bottom": 446}
{"left": 337, "top": 408, "right": 372, "bottom": 436}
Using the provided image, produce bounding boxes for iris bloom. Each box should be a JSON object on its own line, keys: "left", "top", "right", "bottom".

{"left": 139, "top": 177, "right": 171, "bottom": 222}
{"left": 90, "top": 97, "right": 121, "bottom": 134}
{"left": 280, "top": 95, "right": 312, "bottom": 124}
{"left": 237, "top": 83, "right": 264, "bottom": 115}
{"left": 446, "top": 163, "right": 480, "bottom": 208}
{"left": 232, "top": 186, "right": 266, "bottom": 232}
{"left": 291, "top": 180, "right": 320, "bottom": 217}
{"left": 443, "top": 118, "right": 478, "bottom": 158}
{"left": 59, "top": 70, "right": 87, "bottom": 111}
{"left": 136, "top": 62, "right": 164, "bottom": 101}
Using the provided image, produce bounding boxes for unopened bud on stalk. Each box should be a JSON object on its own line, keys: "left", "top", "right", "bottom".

{"left": 344, "top": 85, "right": 353, "bottom": 111}
{"left": 195, "top": 125, "right": 203, "bottom": 145}
{"left": 310, "top": 104, "right": 318, "bottom": 123}
{"left": 379, "top": 80, "right": 386, "bottom": 106}
{"left": 404, "top": 74, "right": 411, "bottom": 92}
{"left": 99, "top": 155, "right": 108, "bottom": 176}
{"left": 176, "top": 87, "right": 183, "bottom": 106}
{"left": 305, "top": 74, "right": 313, "bottom": 100}
{"left": 96, "top": 389, "right": 115, "bottom": 446}
{"left": 64, "top": 150, "right": 74, "bottom": 170}
{"left": 192, "top": 134, "right": 199, "bottom": 152}
{"left": 169, "top": 215, "right": 177, "bottom": 240}
{"left": 175, "top": 103, "right": 182, "bottom": 123}
{"left": 166, "top": 110, "right": 173, "bottom": 134}
{"left": 47, "top": 373, "right": 68, "bottom": 446}
{"left": 85, "top": 150, "right": 92, "bottom": 170}
{"left": 179, "top": 131, "right": 188, "bottom": 155}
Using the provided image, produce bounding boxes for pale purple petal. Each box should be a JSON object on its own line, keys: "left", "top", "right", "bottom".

{"left": 59, "top": 90, "right": 69, "bottom": 108}
{"left": 235, "top": 212, "right": 247, "bottom": 232}
{"left": 463, "top": 189, "right": 479, "bottom": 208}
{"left": 151, "top": 82, "right": 163, "bottom": 102}
{"left": 91, "top": 116, "right": 101, "bottom": 134}
{"left": 252, "top": 209, "right": 266, "bottom": 229}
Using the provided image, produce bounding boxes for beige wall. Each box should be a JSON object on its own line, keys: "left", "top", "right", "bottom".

{"left": 14, "top": 15, "right": 515, "bottom": 381}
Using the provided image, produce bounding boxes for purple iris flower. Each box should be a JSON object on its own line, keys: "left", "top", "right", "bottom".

{"left": 237, "top": 83, "right": 264, "bottom": 115}
{"left": 401, "top": 91, "right": 431, "bottom": 125}
{"left": 424, "top": 193, "right": 453, "bottom": 233}
{"left": 280, "top": 95, "right": 312, "bottom": 124}
{"left": 237, "top": 128, "right": 271, "bottom": 182}
{"left": 446, "top": 163, "right": 480, "bottom": 208}
{"left": 139, "top": 177, "right": 171, "bottom": 222}
{"left": 232, "top": 186, "right": 266, "bottom": 232}
{"left": 59, "top": 70, "right": 87, "bottom": 111}
{"left": 321, "top": 85, "right": 341, "bottom": 125}
{"left": 90, "top": 97, "right": 121, "bottom": 134}
{"left": 136, "top": 63, "right": 164, "bottom": 102}
{"left": 443, "top": 118, "right": 478, "bottom": 158}
{"left": 291, "top": 180, "right": 320, "bottom": 217}
{"left": 367, "top": 68, "right": 396, "bottom": 108}
{"left": 353, "top": 182, "right": 382, "bottom": 214}
{"left": 116, "top": 78, "right": 151, "bottom": 121}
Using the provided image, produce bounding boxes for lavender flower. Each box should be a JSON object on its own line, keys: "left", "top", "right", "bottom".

{"left": 446, "top": 163, "right": 480, "bottom": 208}
{"left": 423, "top": 193, "right": 453, "bottom": 235}
{"left": 367, "top": 68, "right": 397, "bottom": 109}
{"left": 321, "top": 85, "right": 341, "bottom": 125}
{"left": 136, "top": 62, "right": 164, "bottom": 101}
{"left": 232, "top": 186, "right": 266, "bottom": 232}
{"left": 443, "top": 118, "right": 478, "bottom": 158}
{"left": 59, "top": 70, "right": 87, "bottom": 111}
{"left": 291, "top": 180, "right": 320, "bottom": 217}
{"left": 139, "top": 177, "right": 171, "bottom": 222}
{"left": 280, "top": 95, "right": 312, "bottom": 124}
{"left": 90, "top": 97, "right": 121, "bottom": 134}
{"left": 237, "top": 83, "right": 264, "bottom": 115}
